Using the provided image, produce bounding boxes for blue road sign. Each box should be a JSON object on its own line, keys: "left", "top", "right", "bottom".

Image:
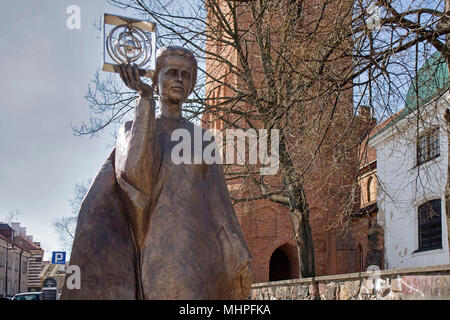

{"left": 51, "top": 251, "right": 66, "bottom": 265}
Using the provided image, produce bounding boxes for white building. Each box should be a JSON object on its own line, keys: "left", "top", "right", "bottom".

{"left": 369, "top": 51, "right": 450, "bottom": 269}
{"left": 0, "top": 224, "right": 32, "bottom": 297}
{"left": 0, "top": 222, "right": 44, "bottom": 297}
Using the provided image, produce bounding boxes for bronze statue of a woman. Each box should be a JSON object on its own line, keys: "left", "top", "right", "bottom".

{"left": 62, "top": 46, "right": 252, "bottom": 300}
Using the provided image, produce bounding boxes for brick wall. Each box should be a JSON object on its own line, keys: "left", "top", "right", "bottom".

{"left": 234, "top": 198, "right": 298, "bottom": 283}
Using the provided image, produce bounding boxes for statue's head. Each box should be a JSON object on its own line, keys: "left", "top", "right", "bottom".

{"left": 152, "top": 46, "right": 197, "bottom": 104}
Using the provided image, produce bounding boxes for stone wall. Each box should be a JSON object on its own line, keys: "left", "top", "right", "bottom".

{"left": 251, "top": 264, "right": 450, "bottom": 300}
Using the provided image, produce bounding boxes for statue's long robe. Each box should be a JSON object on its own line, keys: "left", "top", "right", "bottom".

{"left": 62, "top": 117, "right": 252, "bottom": 300}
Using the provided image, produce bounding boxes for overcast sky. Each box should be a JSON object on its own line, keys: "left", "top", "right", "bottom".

{"left": 0, "top": 0, "right": 137, "bottom": 259}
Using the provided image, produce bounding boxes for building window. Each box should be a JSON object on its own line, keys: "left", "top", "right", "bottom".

{"left": 417, "top": 128, "right": 440, "bottom": 165}
{"left": 357, "top": 243, "right": 364, "bottom": 272}
{"left": 367, "top": 177, "right": 373, "bottom": 202}
{"left": 417, "top": 199, "right": 442, "bottom": 251}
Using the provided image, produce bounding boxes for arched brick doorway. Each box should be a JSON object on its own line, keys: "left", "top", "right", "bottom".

{"left": 269, "top": 243, "right": 299, "bottom": 281}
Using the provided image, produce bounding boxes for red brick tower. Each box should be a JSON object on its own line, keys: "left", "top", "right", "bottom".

{"left": 203, "top": 0, "right": 375, "bottom": 282}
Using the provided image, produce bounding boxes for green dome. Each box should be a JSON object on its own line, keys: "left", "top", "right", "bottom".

{"left": 405, "top": 50, "right": 449, "bottom": 111}
{"left": 371, "top": 51, "right": 449, "bottom": 140}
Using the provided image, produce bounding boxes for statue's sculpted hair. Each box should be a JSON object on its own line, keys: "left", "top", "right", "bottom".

{"left": 153, "top": 46, "right": 198, "bottom": 95}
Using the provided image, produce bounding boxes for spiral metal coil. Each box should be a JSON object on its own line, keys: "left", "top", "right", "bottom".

{"left": 106, "top": 24, "right": 152, "bottom": 67}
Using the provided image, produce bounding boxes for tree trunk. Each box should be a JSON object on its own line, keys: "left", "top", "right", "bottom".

{"left": 283, "top": 170, "right": 319, "bottom": 299}
{"left": 291, "top": 203, "right": 316, "bottom": 278}
{"left": 443, "top": 0, "right": 450, "bottom": 262}
{"left": 277, "top": 135, "right": 316, "bottom": 279}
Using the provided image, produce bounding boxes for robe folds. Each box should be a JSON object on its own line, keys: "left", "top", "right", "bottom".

{"left": 62, "top": 116, "right": 252, "bottom": 300}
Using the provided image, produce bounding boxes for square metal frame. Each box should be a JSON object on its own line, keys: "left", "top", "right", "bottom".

{"left": 102, "top": 13, "right": 156, "bottom": 78}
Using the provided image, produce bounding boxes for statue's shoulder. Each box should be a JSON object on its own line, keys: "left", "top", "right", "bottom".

{"left": 121, "top": 120, "right": 133, "bottom": 132}
{"left": 116, "top": 121, "right": 134, "bottom": 139}
{"left": 153, "top": 116, "right": 205, "bottom": 133}
{"left": 181, "top": 118, "right": 210, "bottom": 133}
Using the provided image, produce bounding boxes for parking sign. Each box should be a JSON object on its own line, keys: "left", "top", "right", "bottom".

{"left": 52, "top": 251, "right": 66, "bottom": 265}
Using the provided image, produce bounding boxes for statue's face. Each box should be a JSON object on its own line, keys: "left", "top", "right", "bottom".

{"left": 156, "top": 55, "right": 194, "bottom": 104}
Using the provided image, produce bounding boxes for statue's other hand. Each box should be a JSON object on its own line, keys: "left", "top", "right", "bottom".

{"left": 118, "top": 63, "right": 154, "bottom": 98}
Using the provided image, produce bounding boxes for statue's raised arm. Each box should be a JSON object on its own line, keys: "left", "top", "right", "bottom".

{"left": 115, "top": 63, "right": 156, "bottom": 250}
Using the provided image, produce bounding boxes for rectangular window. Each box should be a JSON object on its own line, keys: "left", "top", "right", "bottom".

{"left": 417, "top": 128, "right": 440, "bottom": 165}
{"left": 7, "top": 253, "right": 12, "bottom": 270}
{"left": 22, "top": 260, "right": 27, "bottom": 273}
{"left": 418, "top": 199, "right": 442, "bottom": 251}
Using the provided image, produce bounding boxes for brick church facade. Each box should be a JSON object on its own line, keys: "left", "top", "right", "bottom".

{"left": 202, "top": 0, "right": 383, "bottom": 283}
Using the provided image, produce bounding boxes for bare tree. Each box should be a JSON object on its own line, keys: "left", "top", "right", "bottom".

{"left": 73, "top": 0, "right": 450, "bottom": 279}
{"left": 53, "top": 179, "right": 91, "bottom": 252}
{"left": 2, "top": 209, "right": 24, "bottom": 225}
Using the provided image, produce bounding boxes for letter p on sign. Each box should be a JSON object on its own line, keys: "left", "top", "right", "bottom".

{"left": 52, "top": 251, "right": 66, "bottom": 265}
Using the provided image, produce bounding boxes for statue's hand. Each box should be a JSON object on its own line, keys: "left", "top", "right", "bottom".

{"left": 117, "top": 63, "right": 153, "bottom": 98}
